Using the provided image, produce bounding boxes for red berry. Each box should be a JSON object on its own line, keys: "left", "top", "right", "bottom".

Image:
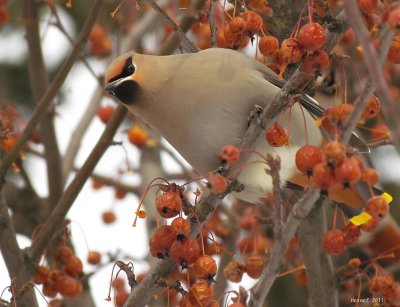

{"left": 295, "top": 145, "right": 324, "bottom": 176}
{"left": 281, "top": 38, "right": 303, "bottom": 63}
{"left": 323, "top": 229, "right": 346, "bottom": 255}
{"left": 321, "top": 104, "right": 354, "bottom": 134}
{"left": 369, "top": 275, "right": 393, "bottom": 294}
{"left": 343, "top": 224, "right": 361, "bottom": 246}
{"left": 385, "top": 282, "right": 400, "bottom": 303}
{"left": 33, "top": 265, "right": 50, "bottom": 285}
{"left": 361, "top": 95, "right": 380, "bottom": 122}
{"left": 259, "top": 35, "right": 279, "bottom": 56}
{"left": 312, "top": 163, "right": 335, "bottom": 190}
{"left": 388, "top": 8, "right": 400, "bottom": 29}
{"left": 323, "top": 140, "right": 346, "bottom": 164}
{"left": 0, "top": 7, "right": 9, "bottom": 26}
{"left": 265, "top": 123, "right": 289, "bottom": 147}
{"left": 188, "top": 280, "right": 214, "bottom": 306}
{"left": 298, "top": 22, "right": 327, "bottom": 51}
{"left": 156, "top": 191, "right": 182, "bottom": 218}
{"left": 219, "top": 145, "right": 241, "bottom": 164}
{"left": 388, "top": 34, "right": 400, "bottom": 64}
{"left": 55, "top": 245, "right": 74, "bottom": 265}
{"left": 64, "top": 256, "right": 83, "bottom": 277}
{"left": 87, "top": 251, "right": 101, "bottom": 265}
{"left": 102, "top": 210, "right": 116, "bottom": 224}
{"left": 169, "top": 237, "right": 200, "bottom": 267}
{"left": 362, "top": 168, "right": 379, "bottom": 185}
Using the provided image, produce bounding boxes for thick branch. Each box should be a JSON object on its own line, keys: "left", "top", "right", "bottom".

{"left": 0, "top": 194, "right": 38, "bottom": 307}
{"left": 29, "top": 104, "right": 127, "bottom": 263}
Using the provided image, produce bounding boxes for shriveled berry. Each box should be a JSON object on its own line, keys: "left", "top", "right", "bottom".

{"left": 245, "top": 254, "right": 264, "bottom": 279}
{"left": 219, "top": 145, "right": 241, "bottom": 164}
{"left": 169, "top": 237, "right": 200, "bottom": 267}
{"left": 223, "top": 261, "right": 245, "bottom": 283}
{"left": 265, "top": 123, "right": 289, "bottom": 147}
{"left": 242, "top": 11, "right": 263, "bottom": 35}
{"left": 323, "top": 140, "right": 346, "bottom": 164}
{"left": 171, "top": 217, "right": 191, "bottom": 237}
{"left": 194, "top": 255, "right": 217, "bottom": 279}
{"left": 323, "top": 229, "right": 346, "bottom": 255}
{"left": 360, "top": 95, "right": 380, "bottom": 122}
{"left": 302, "top": 50, "right": 330, "bottom": 75}
{"left": 149, "top": 225, "right": 176, "bottom": 258}
{"left": 343, "top": 223, "right": 361, "bottom": 246}
{"left": 188, "top": 280, "right": 213, "bottom": 306}
{"left": 281, "top": 38, "right": 303, "bottom": 63}
{"left": 156, "top": 191, "right": 182, "bottom": 218}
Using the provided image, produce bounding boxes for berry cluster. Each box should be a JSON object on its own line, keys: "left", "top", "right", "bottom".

{"left": 0, "top": 0, "right": 9, "bottom": 27}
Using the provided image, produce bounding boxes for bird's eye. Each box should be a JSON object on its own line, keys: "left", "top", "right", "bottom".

{"left": 126, "top": 63, "right": 135, "bottom": 74}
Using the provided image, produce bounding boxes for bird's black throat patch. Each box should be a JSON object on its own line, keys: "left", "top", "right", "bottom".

{"left": 114, "top": 80, "right": 141, "bottom": 105}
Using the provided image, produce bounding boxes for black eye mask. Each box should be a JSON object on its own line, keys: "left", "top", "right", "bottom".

{"left": 108, "top": 57, "right": 136, "bottom": 83}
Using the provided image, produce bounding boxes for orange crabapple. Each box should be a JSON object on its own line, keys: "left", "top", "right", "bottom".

{"left": 369, "top": 275, "right": 393, "bottom": 295}
{"left": 205, "top": 212, "right": 230, "bottom": 238}
{"left": 359, "top": 0, "right": 378, "bottom": 15}
{"left": 96, "top": 105, "right": 115, "bottom": 123}
{"left": 112, "top": 277, "right": 126, "bottom": 291}
{"left": 33, "top": 265, "right": 50, "bottom": 284}
{"left": 88, "top": 24, "right": 112, "bottom": 56}
{"left": 362, "top": 168, "right": 379, "bottom": 185}
{"left": 194, "top": 255, "right": 217, "bottom": 280}
{"left": 0, "top": 135, "right": 17, "bottom": 151}
{"left": 223, "top": 24, "right": 241, "bottom": 46}
{"left": 265, "top": 123, "right": 289, "bottom": 147}
{"left": 343, "top": 223, "right": 361, "bottom": 246}
{"left": 127, "top": 125, "right": 149, "bottom": 147}
{"left": 311, "top": 162, "right": 335, "bottom": 190}
{"left": 321, "top": 104, "right": 354, "bottom": 134}
{"left": 149, "top": 225, "right": 176, "bottom": 258}
{"left": 219, "top": 145, "right": 241, "bottom": 165}
{"left": 280, "top": 38, "right": 303, "bottom": 63}
{"left": 322, "top": 229, "right": 346, "bottom": 255}
{"left": 229, "top": 16, "right": 246, "bottom": 34}
{"left": 188, "top": 280, "right": 214, "bottom": 306}
{"left": 322, "top": 140, "right": 346, "bottom": 164}
{"left": 245, "top": 254, "right": 264, "bottom": 279}
{"left": 388, "top": 7, "right": 400, "bottom": 29}
{"left": 64, "top": 256, "right": 83, "bottom": 277}
{"left": 360, "top": 95, "right": 381, "bottom": 122}
{"left": 169, "top": 237, "right": 200, "bottom": 267}
{"left": 0, "top": 7, "right": 9, "bottom": 26}
{"left": 42, "top": 281, "right": 58, "bottom": 298}
{"left": 115, "top": 289, "right": 129, "bottom": 307}
{"left": 340, "top": 29, "right": 356, "bottom": 45}
{"left": 156, "top": 191, "right": 182, "bottom": 218}
{"left": 102, "top": 210, "right": 116, "bottom": 224}
{"left": 54, "top": 274, "right": 81, "bottom": 297}
{"left": 388, "top": 34, "right": 400, "bottom": 64}
{"left": 87, "top": 251, "right": 101, "bottom": 265}
{"left": 302, "top": 50, "right": 330, "bottom": 75}
{"left": 207, "top": 174, "right": 228, "bottom": 194}
{"left": 364, "top": 196, "right": 389, "bottom": 220}
{"left": 242, "top": 11, "right": 263, "bottom": 36}
{"left": 359, "top": 215, "right": 379, "bottom": 232}
{"left": 295, "top": 145, "right": 324, "bottom": 176}
{"left": 298, "top": 22, "right": 327, "bottom": 51}
{"left": 223, "top": 261, "right": 246, "bottom": 283}
{"left": 258, "top": 35, "right": 280, "bottom": 57}
{"left": 55, "top": 245, "right": 74, "bottom": 265}
{"left": 171, "top": 216, "right": 191, "bottom": 237}
{"left": 385, "top": 282, "right": 400, "bottom": 303}
{"left": 334, "top": 156, "right": 363, "bottom": 187}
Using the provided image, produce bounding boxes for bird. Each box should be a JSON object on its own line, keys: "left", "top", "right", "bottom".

{"left": 104, "top": 47, "right": 324, "bottom": 203}
{"left": 105, "top": 47, "right": 400, "bottom": 259}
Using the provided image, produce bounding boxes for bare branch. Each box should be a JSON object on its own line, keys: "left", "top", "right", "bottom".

{"left": 209, "top": 0, "right": 217, "bottom": 48}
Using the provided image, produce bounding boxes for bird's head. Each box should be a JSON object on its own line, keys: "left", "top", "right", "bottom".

{"left": 104, "top": 52, "right": 142, "bottom": 105}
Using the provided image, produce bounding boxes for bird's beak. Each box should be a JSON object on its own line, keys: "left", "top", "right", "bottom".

{"left": 104, "top": 78, "right": 124, "bottom": 96}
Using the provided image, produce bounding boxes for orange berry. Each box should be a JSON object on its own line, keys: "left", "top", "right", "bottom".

{"left": 388, "top": 34, "right": 400, "bottom": 64}
{"left": 114, "top": 187, "right": 127, "bottom": 199}
{"left": 55, "top": 245, "right": 74, "bottom": 265}
{"left": 322, "top": 104, "right": 354, "bottom": 134}
{"left": 223, "top": 24, "right": 240, "bottom": 45}
{"left": 33, "top": 265, "right": 50, "bottom": 284}
{"left": 388, "top": 8, "right": 400, "bottom": 29}
{"left": 223, "top": 261, "right": 245, "bottom": 283}
{"left": 361, "top": 95, "right": 380, "bottom": 122}
{"left": 364, "top": 196, "right": 389, "bottom": 220}
{"left": 87, "top": 251, "right": 101, "bottom": 265}
{"left": 229, "top": 16, "right": 246, "bottom": 34}
{"left": 156, "top": 191, "right": 182, "bottom": 218}
{"left": 1, "top": 136, "right": 17, "bottom": 151}
{"left": 127, "top": 125, "right": 149, "bottom": 147}
{"left": 0, "top": 7, "right": 9, "bottom": 26}
{"left": 385, "top": 282, "right": 400, "bottom": 303}
{"left": 312, "top": 163, "right": 335, "bottom": 190}
{"left": 55, "top": 274, "right": 81, "bottom": 297}
{"left": 169, "top": 237, "right": 200, "bottom": 267}
{"left": 258, "top": 35, "right": 279, "bottom": 56}
{"left": 295, "top": 145, "right": 324, "bottom": 176}
{"left": 334, "top": 156, "right": 363, "bottom": 187}
{"left": 149, "top": 225, "right": 176, "bottom": 258}
{"left": 369, "top": 275, "right": 393, "bottom": 294}
{"left": 102, "top": 210, "right": 116, "bottom": 224}
{"left": 362, "top": 168, "right": 379, "bottom": 185}
{"left": 96, "top": 105, "right": 115, "bottom": 123}
{"left": 208, "top": 174, "right": 228, "bottom": 194}
{"left": 323, "top": 229, "right": 346, "bottom": 255}
{"left": 194, "top": 255, "right": 217, "bottom": 280}
{"left": 359, "top": 0, "right": 378, "bottom": 15}
{"left": 245, "top": 254, "right": 264, "bottom": 279}
{"left": 359, "top": 215, "right": 379, "bottom": 232}
{"left": 281, "top": 38, "right": 303, "bottom": 63}
{"left": 219, "top": 145, "right": 241, "bottom": 164}
{"left": 343, "top": 224, "right": 361, "bottom": 246}
{"left": 242, "top": 11, "right": 263, "bottom": 35}
{"left": 265, "top": 123, "right": 289, "bottom": 147}
{"left": 188, "top": 280, "right": 213, "bottom": 306}
{"left": 171, "top": 217, "right": 191, "bottom": 237}
{"left": 112, "top": 278, "right": 126, "bottom": 290}
{"left": 115, "top": 289, "right": 129, "bottom": 307}
{"left": 302, "top": 50, "right": 330, "bottom": 75}
{"left": 341, "top": 29, "right": 356, "bottom": 45}
{"left": 91, "top": 179, "right": 105, "bottom": 190}
{"left": 298, "top": 22, "right": 327, "bottom": 51}
{"left": 323, "top": 140, "right": 346, "bottom": 163}
{"left": 88, "top": 24, "right": 112, "bottom": 56}
{"left": 64, "top": 256, "right": 83, "bottom": 277}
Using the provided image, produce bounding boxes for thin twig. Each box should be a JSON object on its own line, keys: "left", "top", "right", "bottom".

{"left": 343, "top": 0, "right": 400, "bottom": 154}
{"left": 140, "top": 0, "right": 199, "bottom": 53}
{"left": 209, "top": 0, "right": 217, "bottom": 47}
{"left": 29, "top": 104, "right": 127, "bottom": 264}
{"left": 0, "top": 0, "right": 105, "bottom": 184}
